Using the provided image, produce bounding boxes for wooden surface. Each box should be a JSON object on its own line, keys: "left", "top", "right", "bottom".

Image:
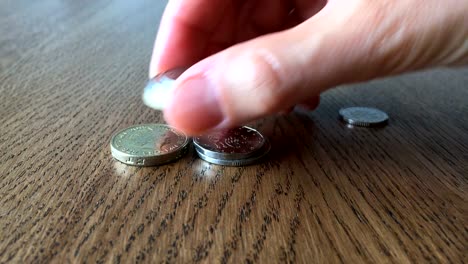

{"left": 1, "top": 1, "right": 467, "bottom": 263}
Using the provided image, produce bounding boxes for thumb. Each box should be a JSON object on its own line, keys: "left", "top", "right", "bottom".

{"left": 163, "top": 1, "right": 465, "bottom": 135}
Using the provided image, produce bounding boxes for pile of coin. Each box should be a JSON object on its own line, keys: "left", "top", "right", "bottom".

{"left": 111, "top": 68, "right": 390, "bottom": 167}
{"left": 193, "top": 126, "right": 270, "bottom": 166}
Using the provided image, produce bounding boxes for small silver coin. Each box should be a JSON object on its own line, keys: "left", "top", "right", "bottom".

{"left": 339, "top": 107, "right": 389, "bottom": 127}
{"left": 110, "top": 124, "right": 190, "bottom": 166}
{"left": 142, "top": 67, "right": 187, "bottom": 110}
{"left": 196, "top": 140, "right": 271, "bottom": 166}
{"left": 193, "top": 126, "right": 266, "bottom": 160}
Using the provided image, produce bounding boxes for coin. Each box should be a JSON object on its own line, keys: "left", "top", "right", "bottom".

{"left": 339, "top": 107, "right": 389, "bottom": 127}
{"left": 193, "top": 126, "right": 266, "bottom": 160}
{"left": 142, "top": 67, "right": 187, "bottom": 110}
{"left": 110, "top": 124, "right": 190, "bottom": 166}
{"left": 195, "top": 140, "right": 271, "bottom": 166}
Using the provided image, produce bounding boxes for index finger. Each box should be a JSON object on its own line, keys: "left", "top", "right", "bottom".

{"left": 149, "top": 0, "right": 231, "bottom": 77}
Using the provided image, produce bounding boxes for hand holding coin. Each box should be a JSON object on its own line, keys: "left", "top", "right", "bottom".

{"left": 148, "top": 0, "right": 467, "bottom": 136}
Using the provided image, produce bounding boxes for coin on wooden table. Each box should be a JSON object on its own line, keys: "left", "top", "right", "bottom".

{"left": 339, "top": 107, "right": 389, "bottom": 127}
{"left": 142, "top": 67, "right": 187, "bottom": 110}
{"left": 193, "top": 126, "right": 267, "bottom": 160}
{"left": 110, "top": 124, "right": 190, "bottom": 166}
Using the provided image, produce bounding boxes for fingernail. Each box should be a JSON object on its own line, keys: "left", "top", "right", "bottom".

{"left": 164, "top": 75, "right": 225, "bottom": 134}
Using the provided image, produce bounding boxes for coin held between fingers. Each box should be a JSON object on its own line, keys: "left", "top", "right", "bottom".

{"left": 143, "top": 67, "right": 186, "bottom": 110}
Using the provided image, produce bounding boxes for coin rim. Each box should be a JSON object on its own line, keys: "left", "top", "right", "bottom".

{"left": 111, "top": 144, "right": 190, "bottom": 166}
{"left": 339, "top": 107, "right": 389, "bottom": 127}
{"left": 195, "top": 140, "right": 271, "bottom": 167}
{"left": 193, "top": 126, "right": 266, "bottom": 160}
{"left": 110, "top": 123, "right": 190, "bottom": 166}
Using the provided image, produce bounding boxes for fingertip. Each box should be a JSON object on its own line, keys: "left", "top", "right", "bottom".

{"left": 149, "top": 59, "right": 159, "bottom": 79}
{"left": 148, "top": 0, "right": 182, "bottom": 78}
{"left": 149, "top": 27, "right": 167, "bottom": 78}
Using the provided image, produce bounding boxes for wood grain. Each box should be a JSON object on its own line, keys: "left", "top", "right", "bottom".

{"left": 0, "top": 0, "right": 467, "bottom": 263}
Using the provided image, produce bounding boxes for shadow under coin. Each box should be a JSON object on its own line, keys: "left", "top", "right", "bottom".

{"left": 252, "top": 113, "right": 318, "bottom": 163}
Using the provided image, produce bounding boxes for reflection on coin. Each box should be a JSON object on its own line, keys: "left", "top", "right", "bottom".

{"left": 142, "top": 67, "right": 187, "bottom": 110}
{"left": 193, "top": 126, "right": 266, "bottom": 160}
{"left": 195, "top": 140, "right": 271, "bottom": 167}
{"left": 110, "top": 124, "right": 189, "bottom": 166}
{"left": 339, "top": 107, "right": 389, "bottom": 127}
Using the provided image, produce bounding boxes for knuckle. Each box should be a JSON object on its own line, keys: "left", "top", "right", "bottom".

{"left": 218, "top": 48, "right": 291, "bottom": 123}
{"left": 242, "top": 50, "right": 288, "bottom": 114}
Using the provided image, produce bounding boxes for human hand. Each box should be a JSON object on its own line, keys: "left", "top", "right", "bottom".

{"left": 150, "top": 0, "right": 467, "bottom": 135}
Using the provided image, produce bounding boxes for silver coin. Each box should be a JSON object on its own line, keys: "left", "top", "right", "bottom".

{"left": 195, "top": 140, "right": 271, "bottom": 166}
{"left": 339, "top": 107, "right": 389, "bottom": 127}
{"left": 193, "top": 126, "right": 266, "bottom": 160}
{"left": 110, "top": 124, "right": 190, "bottom": 166}
{"left": 142, "top": 67, "right": 187, "bottom": 110}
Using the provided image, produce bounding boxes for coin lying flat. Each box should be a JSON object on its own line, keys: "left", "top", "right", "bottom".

{"left": 110, "top": 124, "right": 190, "bottom": 166}
{"left": 195, "top": 140, "right": 271, "bottom": 167}
{"left": 339, "top": 107, "right": 389, "bottom": 127}
{"left": 193, "top": 126, "right": 266, "bottom": 160}
{"left": 142, "top": 67, "right": 186, "bottom": 110}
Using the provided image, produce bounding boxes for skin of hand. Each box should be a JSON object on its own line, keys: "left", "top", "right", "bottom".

{"left": 150, "top": 0, "right": 468, "bottom": 135}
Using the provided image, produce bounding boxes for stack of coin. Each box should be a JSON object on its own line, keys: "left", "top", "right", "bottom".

{"left": 193, "top": 126, "right": 270, "bottom": 166}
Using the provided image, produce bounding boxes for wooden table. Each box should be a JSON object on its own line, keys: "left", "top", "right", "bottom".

{"left": 1, "top": 1, "right": 467, "bottom": 263}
